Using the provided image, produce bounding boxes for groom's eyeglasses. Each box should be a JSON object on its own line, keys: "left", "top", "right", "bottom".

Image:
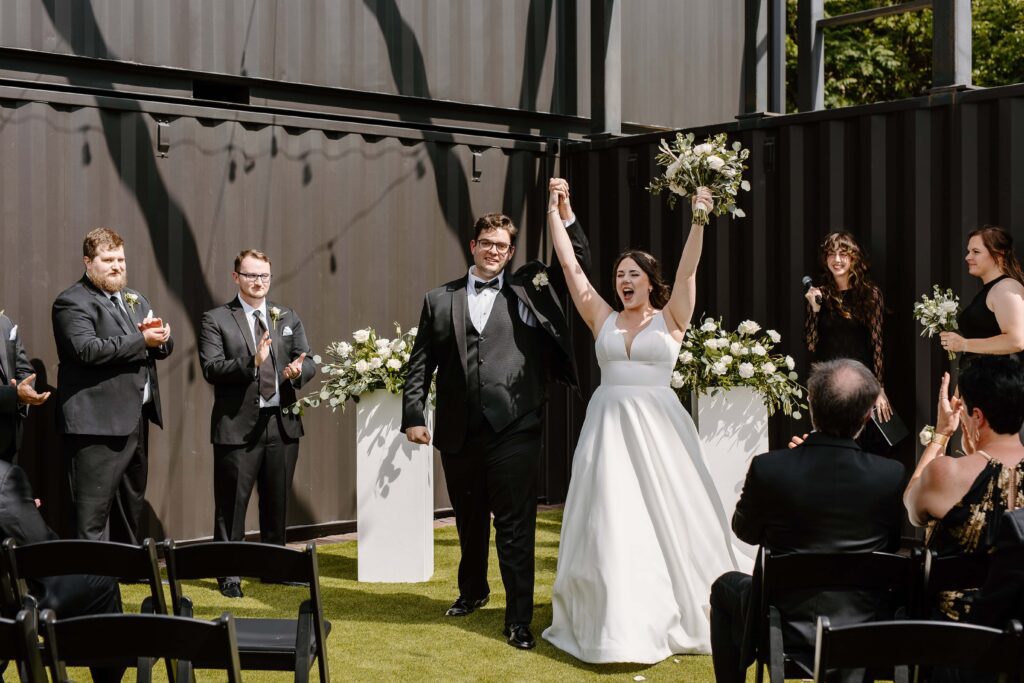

{"left": 236, "top": 272, "right": 273, "bottom": 283}
{"left": 476, "top": 239, "right": 511, "bottom": 254}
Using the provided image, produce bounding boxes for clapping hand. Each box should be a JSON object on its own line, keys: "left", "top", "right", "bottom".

{"left": 139, "top": 312, "right": 170, "bottom": 348}
{"left": 282, "top": 352, "right": 307, "bottom": 381}
{"left": 13, "top": 374, "right": 49, "bottom": 406}
{"left": 254, "top": 331, "right": 272, "bottom": 367}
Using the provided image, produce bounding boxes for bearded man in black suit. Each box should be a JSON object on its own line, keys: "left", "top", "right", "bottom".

{"left": 0, "top": 312, "right": 50, "bottom": 463}
{"left": 401, "top": 177, "right": 590, "bottom": 650}
{"left": 198, "top": 249, "right": 316, "bottom": 599}
{"left": 709, "top": 358, "right": 906, "bottom": 683}
{"left": 52, "top": 228, "right": 173, "bottom": 542}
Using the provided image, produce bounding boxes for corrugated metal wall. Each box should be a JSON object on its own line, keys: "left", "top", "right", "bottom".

{"left": 563, "top": 85, "right": 1024, "bottom": 477}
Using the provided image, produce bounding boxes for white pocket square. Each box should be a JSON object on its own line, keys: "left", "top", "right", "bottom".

{"left": 8, "top": 325, "right": 16, "bottom": 341}
{"left": 282, "top": 326, "right": 294, "bottom": 336}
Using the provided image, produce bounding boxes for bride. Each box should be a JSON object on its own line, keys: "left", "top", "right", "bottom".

{"left": 541, "top": 178, "right": 744, "bottom": 663}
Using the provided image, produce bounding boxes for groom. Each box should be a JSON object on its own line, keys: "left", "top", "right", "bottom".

{"left": 402, "top": 178, "right": 590, "bottom": 649}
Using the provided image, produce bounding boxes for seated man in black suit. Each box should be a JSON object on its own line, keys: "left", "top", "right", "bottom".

{"left": 0, "top": 457, "right": 122, "bottom": 681}
{"left": 0, "top": 311, "right": 50, "bottom": 463}
{"left": 709, "top": 358, "right": 906, "bottom": 683}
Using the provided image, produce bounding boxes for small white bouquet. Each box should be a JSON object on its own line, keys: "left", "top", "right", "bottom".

{"left": 290, "top": 322, "right": 427, "bottom": 414}
{"left": 913, "top": 285, "right": 960, "bottom": 360}
{"left": 919, "top": 424, "right": 936, "bottom": 447}
{"left": 648, "top": 132, "right": 751, "bottom": 225}
{"left": 672, "top": 316, "right": 806, "bottom": 418}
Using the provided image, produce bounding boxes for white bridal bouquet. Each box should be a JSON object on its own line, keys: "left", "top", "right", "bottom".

{"left": 648, "top": 132, "right": 751, "bottom": 225}
{"left": 672, "top": 317, "right": 806, "bottom": 418}
{"left": 913, "top": 285, "right": 960, "bottom": 360}
{"left": 290, "top": 322, "right": 424, "bottom": 414}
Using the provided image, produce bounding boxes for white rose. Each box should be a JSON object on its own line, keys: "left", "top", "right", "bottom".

{"left": 354, "top": 359, "right": 369, "bottom": 374}
{"left": 375, "top": 338, "right": 390, "bottom": 350}
{"left": 738, "top": 362, "right": 755, "bottom": 379}
{"left": 939, "top": 301, "right": 958, "bottom": 314}
{"left": 386, "top": 358, "right": 402, "bottom": 370}
{"left": 669, "top": 179, "right": 688, "bottom": 197}
{"left": 762, "top": 362, "right": 777, "bottom": 375}
{"left": 337, "top": 342, "right": 352, "bottom": 358}
{"left": 369, "top": 357, "right": 383, "bottom": 369}
{"left": 379, "top": 347, "right": 392, "bottom": 359}
{"left": 704, "top": 339, "right": 718, "bottom": 350}
{"left": 720, "top": 355, "right": 733, "bottom": 366}
{"left": 409, "top": 327, "right": 418, "bottom": 336}
{"left": 679, "top": 351, "right": 694, "bottom": 364}
{"left": 730, "top": 342, "right": 744, "bottom": 355}
{"left": 353, "top": 329, "right": 371, "bottom": 343}
{"left": 701, "top": 320, "right": 717, "bottom": 332}
{"left": 666, "top": 156, "right": 684, "bottom": 182}
{"left": 711, "top": 361, "right": 728, "bottom": 375}
{"left": 722, "top": 168, "right": 736, "bottom": 178}
{"left": 919, "top": 426, "right": 935, "bottom": 446}
{"left": 738, "top": 320, "right": 761, "bottom": 336}
{"left": 693, "top": 143, "right": 713, "bottom": 155}
{"left": 670, "top": 372, "right": 685, "bottom": 389}
{"left": 785, "top": 355, "right": 795, "bottom": 370}
{"left": 767, "top": 329, "right": 781, "bottom": 343}
{"left": 706, "top": 156, "right": 725, "bottom": 171}
{"left": 751, "top": 344, "right": 767, "bottom": 356}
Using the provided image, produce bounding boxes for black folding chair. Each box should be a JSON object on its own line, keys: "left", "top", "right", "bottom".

{"left": 164, "top": 540, "right": 330, "bottom": 683}
{"left": 40, "top": 610, "right": 243, "bottom": 683}
{"left": 754, "top": 548, "right": 915, "bottom": 683}
{"left": 2, "top": 537, "right": 171, "bottom": 681}
{"left": 813, "top": 617, "right": 1024, "bottom": 683}
{"left": 917, "top": 550, "right": 992, "bottom": 619}
{"left": 0, "top": 608, "right": 47, "bottom": 683}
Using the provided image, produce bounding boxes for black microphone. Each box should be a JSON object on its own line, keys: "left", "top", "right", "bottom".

{"left": 802, "top": 276, "right": 822, "bottom": 305}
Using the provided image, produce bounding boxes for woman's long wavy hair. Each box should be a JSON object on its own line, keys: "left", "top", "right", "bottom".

{"left": 968, "top": 225, "right": 1024, "bottom": 285}
{"left": 817, "top": 231, "right": 879, "bottom": 323}
{"left": 611, "top": 250, "right": 671, "bottom": 311}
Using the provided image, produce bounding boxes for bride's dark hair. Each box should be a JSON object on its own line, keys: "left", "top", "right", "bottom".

{"left": 611, "top": 250, "right": 671, "bottom": 311}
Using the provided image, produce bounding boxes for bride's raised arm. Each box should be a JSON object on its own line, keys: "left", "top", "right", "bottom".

{"left": 663, "top": 188, "right": 712, "bottom": 339}
{"left": 547, "top": 179, "right": 613, "bottom": 338}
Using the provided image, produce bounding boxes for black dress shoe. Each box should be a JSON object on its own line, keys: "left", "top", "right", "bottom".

{"left": 503, "top": 623, "right": 536, "bottom": 650}
{"left": 444, "top": 595, "right": 489, "bottom": 617}
{"left": 218, "top": 580, "right": 244, "bottom": 599}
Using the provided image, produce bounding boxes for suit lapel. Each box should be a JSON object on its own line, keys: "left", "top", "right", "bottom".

{"left": 451, "top": 285, "right": 468, "bottom": 372}
{"left": 0, "top": 320, "right": 10, "bottom": 382}
{"left": 230, "top": 302, "right": 256, "bottom": 355}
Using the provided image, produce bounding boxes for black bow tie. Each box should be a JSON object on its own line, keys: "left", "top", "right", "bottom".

{"left": 475, "top": 278, "right": 500, "bottom": 292}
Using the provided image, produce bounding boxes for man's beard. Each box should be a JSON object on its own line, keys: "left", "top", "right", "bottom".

{"left": 87, "top": 270, "right": 127, "bottom": 293}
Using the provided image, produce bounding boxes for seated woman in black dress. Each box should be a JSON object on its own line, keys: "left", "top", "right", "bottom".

{"left": 804, "top": 231, "right": 892, "bottom": 422}
{"left": 939, "top": 225, "right": 1024, "bottom": 360}
{"left": 904, "top": 356, "right": 1024, "bottom": 622}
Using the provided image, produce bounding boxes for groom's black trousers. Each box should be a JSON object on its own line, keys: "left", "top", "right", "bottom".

{"left": 440, "top": 410, "right": 542, "bottom": 626}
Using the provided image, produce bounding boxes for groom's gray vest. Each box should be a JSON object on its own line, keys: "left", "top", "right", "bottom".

{"left": 464, "top": 285, "right": 546, "bottom": 434}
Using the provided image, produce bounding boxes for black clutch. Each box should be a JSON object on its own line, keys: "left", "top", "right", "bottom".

{"left": 867, "top": 409, "right": 910, "bottom": 447}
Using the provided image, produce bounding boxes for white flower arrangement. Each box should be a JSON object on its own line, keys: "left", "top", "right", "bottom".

{"left": 532, "top": 271, "right": 550, "bottom": 290}
{"left": 913, "top": 285, "right": 960, "bottom": 360}
{"left": 674, "top": 316, "right": 806, "bottom": 418}
{"left": 648, "top": 132, "right": 751, "bottom": 225}
{"left": 290, "top": 322, "right": 429, "bottom": 414}
{"left": 123, "top": 292, "right": 139, "bottom": 313}
{"left": 919, "top": 424, "right": 936, "bottom": 447}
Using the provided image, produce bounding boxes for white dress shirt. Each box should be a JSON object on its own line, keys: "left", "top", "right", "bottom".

{"left": 110, "top": 291, "right": 151, "bottom": 404}
{"left": 466, "top": 269, "right": 538, "bottom": 332}
{"left": 238, "top": 296, "right": 280, "bottom": 407}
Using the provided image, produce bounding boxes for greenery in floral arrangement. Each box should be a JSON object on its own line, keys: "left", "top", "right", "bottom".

{"left": 647, "top": 132, "right": 751, "bottom": 224}
{"left": 672, "top": 316, "right": 806, "bottom": 418}
{"left": 290, "top": 323, "right": 426, "bottom": 414}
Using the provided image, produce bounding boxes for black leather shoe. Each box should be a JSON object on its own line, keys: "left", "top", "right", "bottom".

{"left": 444, "top": 595, "right": 489, "bottom": 617}
{"left": 218, "top": 580, "right": 244, "bottom": 599}
{"left": 503, "top": 623, "right": 536, "bottom": 650}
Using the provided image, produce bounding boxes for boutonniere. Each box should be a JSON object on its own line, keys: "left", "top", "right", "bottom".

{"left": 123, "top": 292, "right": 139, "bottom": 313}
{"left": 269, "top": 306, "right": 283, "bottom": 330}
{"left": 532, "top": 271, "right": 549, "bottom": 291}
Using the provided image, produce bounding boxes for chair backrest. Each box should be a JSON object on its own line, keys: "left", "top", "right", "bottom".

{"left": 0, "top": 609, "right": 47, "bottom": 683}
{"left": 920, "top": 550, "right": 991, "bottom": 617}
{"left": 40, "top": 610, "right": 243, "bottom": 683}
{"left": 164, "top": 539, "right": 328, "bottom": 682}
{"left": 2, "top": 537, "right": 167, "bottom": 615}
{"left": 813, "top": 617, "right": 1024, "bottom": 683}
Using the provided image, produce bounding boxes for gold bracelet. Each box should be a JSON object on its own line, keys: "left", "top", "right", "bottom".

{"left": 930, "top": 432, "right": 950, "bottom": 448}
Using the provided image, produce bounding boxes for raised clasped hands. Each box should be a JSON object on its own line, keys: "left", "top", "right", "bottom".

{"left": 691, "top": 186, "right": 713, "bottom": 215}
{"left": 282, "top": 352, "right": 307, "bottom": 381}
{"left": 548, "top": 177, "right": 573, "bottom": 221}
{"left": 13, "top": 373, "right": 50, "bottom": 406}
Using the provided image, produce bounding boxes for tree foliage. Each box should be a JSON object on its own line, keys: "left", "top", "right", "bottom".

{"left": 785, "top": 0, "right": 1024, "bottom": 111}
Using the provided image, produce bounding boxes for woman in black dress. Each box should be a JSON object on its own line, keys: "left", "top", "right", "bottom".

{"left": 805, "top": 231, "right": 892, "bottom": 421}
{"left": 940, "top": 226, "right": 1024, "bottom": 361}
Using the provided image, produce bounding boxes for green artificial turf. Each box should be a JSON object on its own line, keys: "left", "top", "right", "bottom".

{"left": 117, "top": 509, "right": 727, "bottom": 682}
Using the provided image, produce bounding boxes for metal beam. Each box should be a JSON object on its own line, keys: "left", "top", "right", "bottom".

{"left": 769, "top": 0, "right": 786, "bottom": 113}
{"left": 818, "top": 0, "right": 932, "bottom": 30}
{"left": 741, "top": 0, "right": 769, "bottom": 115}
{"left": 591, "top": 0, "right": 622, "bottom": 136}
{"left": 932, "top": 0, "right": 972, "bottom": 90}
{"left": 797, "top": 0, "right": 824, "bottom": 111}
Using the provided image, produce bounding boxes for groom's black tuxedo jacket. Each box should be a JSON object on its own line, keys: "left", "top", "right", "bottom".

{"left": 0, "top": 313, "right": 34, "bottom": 459}
{"left": 402, "top": 219, "right": 591, "bottom": 453}
{"left": 733, "top": 432, "right": 906, "bottom": 657}
{"left": 52, "top": 276, "right": 173, "bottom": 436}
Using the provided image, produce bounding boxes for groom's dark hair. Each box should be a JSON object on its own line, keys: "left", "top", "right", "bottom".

{"left": 473, "top": 213, "right": 518, "bottom": 242}
{"left": 807, "top": 359, "right": 880, "bottom": 439}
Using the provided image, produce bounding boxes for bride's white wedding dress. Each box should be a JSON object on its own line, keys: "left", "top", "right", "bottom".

{"left": 542, "top": 311, "right": 746, "bottom": 663}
